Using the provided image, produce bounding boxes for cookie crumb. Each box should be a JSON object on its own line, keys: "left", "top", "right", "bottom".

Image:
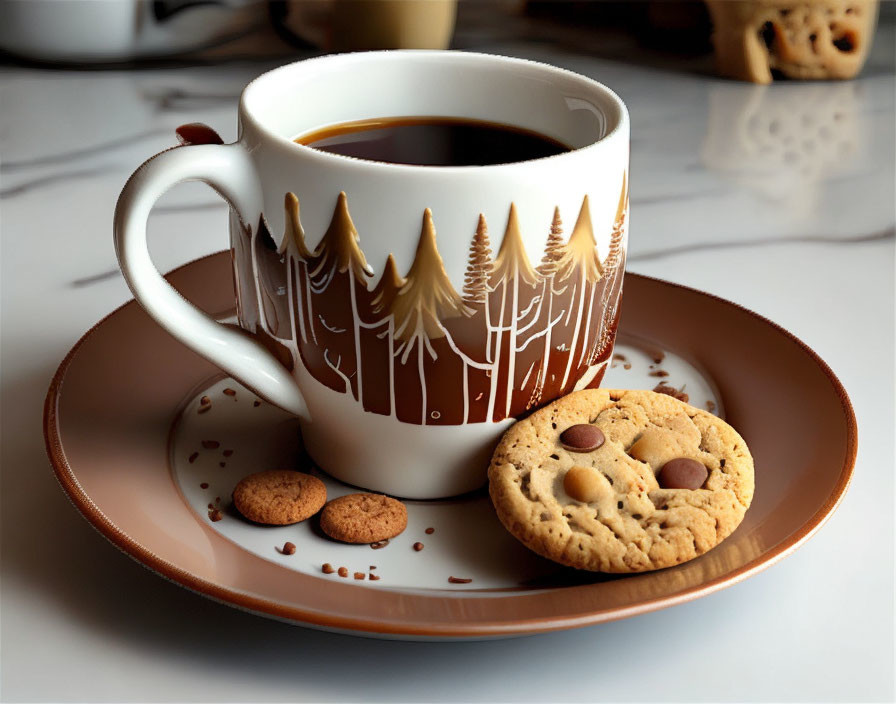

{"left": 653, "top": 383, "right": 689, "bottom": 403}
{"left": 208, "top": 508, "right": 223, "bottom": 522}
{"left": 706, "top": 400, "right": 717, "bottom": 412}
{"left": 648, "top": 370, "right": 669, "bottom": 378}
{"left": 623, "top": 362, "right": 632, "bottom": 370}
{"left": 322, "top": 563, "right": 335, "bottom": 574}
{"left": 253, "top": 400, "right": 261, "bottom": 407}
{"left": 202, "top": 440, "right": 220, "bottom": 449}
{"left": 353, "top": 572, "right": 365, "bottom": 580}
{"left": 370, "top": 540, "right": 389, "bottom": 550}
{"left": 448, "top": 576, "right": 473, "bottom": 584}
{"left": 337, "top": 567, "right": 348, "bottom": 578}
{"left": 369, "top": 574, "right": 381, "bottom": 581}
{"left": 200, "top": 395, "right": 211, "bottom": 406}
{"left": 280, "top": 541, "right": 296, "bottom": 555}
{"left": 369, "top": 565, "right": 376, "bottom": 570}
{"left": 413, "top": 542, "right": 424, "bottom": 552}
{"left": 200, "top": 482, "right": 209, "bottom": 489}
{"left": 223, "top": 388, "right": 237, "bottom": 397}
{"left": 188, "top": 452, "right": 199, "bottom": 463}
{"left": 425, "top": 527, "right": 435, "bottom": 535}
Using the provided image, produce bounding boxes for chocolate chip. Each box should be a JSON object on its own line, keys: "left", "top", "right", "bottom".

{"left": 658, "top": 458, "right": 708, "bottom": 489}
{"left": 413, "top": 542, "right": 424, "bottom": 552}
{"left": 425, "top": 527, "right": 435, "bottom": 535}
{"left": 559, "top": 424, "right": 605, "bottom": 452}
{"left": 281, "top": 541, "right": 296, "bottom": 555}
{"left": 322, "top": 563, "right": 335, "bottom": 574}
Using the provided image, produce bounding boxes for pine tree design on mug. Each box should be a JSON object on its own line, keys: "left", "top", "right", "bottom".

{"left": 239, "top": 174, "right": 628, "bottom": 426}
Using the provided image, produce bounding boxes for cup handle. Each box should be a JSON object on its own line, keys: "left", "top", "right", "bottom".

{"left": 114, "top": 143, "right": 310, "bottom": 420}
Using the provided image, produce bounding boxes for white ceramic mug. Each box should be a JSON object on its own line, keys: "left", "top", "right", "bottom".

{"left": 115, "top": 51, "right": 630, "bottom": 498}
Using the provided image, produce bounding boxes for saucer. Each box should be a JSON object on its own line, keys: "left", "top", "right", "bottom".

{"left": 44, "top": 252, "right": 856, "bottom": 639}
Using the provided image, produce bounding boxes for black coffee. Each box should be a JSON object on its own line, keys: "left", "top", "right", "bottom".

{"left": 295, "top": 117, "right": 570, "bottom": 166}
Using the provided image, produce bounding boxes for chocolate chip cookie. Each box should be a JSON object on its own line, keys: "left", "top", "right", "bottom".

{"left": 488, "top": 389, "right": 754, "bottom": 573}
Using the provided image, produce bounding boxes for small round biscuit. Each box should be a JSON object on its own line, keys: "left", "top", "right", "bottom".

{"left": 232, "top": 470, "right": 326, "bottom": 525}
{"left": 488, "top": 389, "right": 755, "bottom": 573}
{"left": 320, "top": 493, "right": 408, "bottom": 544}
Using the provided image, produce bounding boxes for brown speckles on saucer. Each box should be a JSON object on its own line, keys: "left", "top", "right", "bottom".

{"left": 653, "top": 382, "right": 689, "bottom": 403}
{"left": 223, "top": 449, "right": 233, "bottom": 457}
{"left": 448, "top": 576, "right": 473, "bottom": 584}
{"left": 425, "top": 527, "right": 435, "bottom": 535}
{"left": 648, "top": 369, "right": 669, "bottom": 377}
{"left": 188, "top": 452, "right": 199, "bottom": 463}
{"left": 706, "top": 399, "right": 717, "bottom": 413}
{"left": 413, "top": 542, "right": 424, "bottom": 552}
{"left": 223, "top": 388, "right": 237, "bottom": 396}
{"left": 200, "top": 482, "right": 209, "bottom": 489}
{"left": 253, "top": 400, "right": 261, "bottom": 407}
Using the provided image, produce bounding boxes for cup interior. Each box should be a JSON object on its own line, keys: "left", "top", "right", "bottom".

{"left": 241, "top": 51, "right": 625, "bottom": 158}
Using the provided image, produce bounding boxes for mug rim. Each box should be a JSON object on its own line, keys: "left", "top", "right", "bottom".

{"left": 239, "top": 50, "right": 629, "bottom": 174}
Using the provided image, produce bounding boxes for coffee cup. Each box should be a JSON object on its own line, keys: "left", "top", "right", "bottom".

{"left": 115, "top": 51, "right": 629, "bottom": 498}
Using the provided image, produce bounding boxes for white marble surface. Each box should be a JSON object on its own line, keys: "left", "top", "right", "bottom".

{"left": 1, "top": 14, "right": 894, "bottom": 703}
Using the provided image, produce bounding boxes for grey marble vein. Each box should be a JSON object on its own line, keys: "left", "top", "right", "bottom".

{"left": 1, "top": 128, "right": 172, "bottom": 172}
{"left": 0, "top": 166, "right": 112, "bottom": 198}
{"left": 139, "top": 87, "right": 240, "bottom": 111}
{"left": 628, "top": 227, "right": 895, "bottom": 263}
{"left": 69, "top": 268, "right": 122, "bottom": 288}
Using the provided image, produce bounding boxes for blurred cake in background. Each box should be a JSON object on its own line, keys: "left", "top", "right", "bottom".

{"left": 706, "top": 0, "right": 879, "bottom": 83}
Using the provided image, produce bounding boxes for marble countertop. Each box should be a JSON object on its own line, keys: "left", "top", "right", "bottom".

{"left": 1, "top": 11, "right": 893, "bottom": 703}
